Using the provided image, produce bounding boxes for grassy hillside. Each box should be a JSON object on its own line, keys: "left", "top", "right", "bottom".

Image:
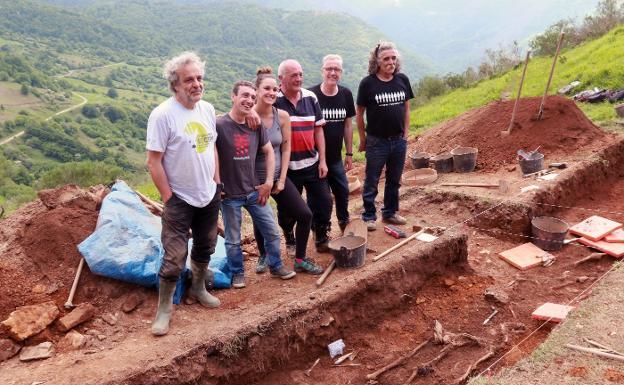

{"left": 410, "top": 25, "right": 624, "bottom": 132}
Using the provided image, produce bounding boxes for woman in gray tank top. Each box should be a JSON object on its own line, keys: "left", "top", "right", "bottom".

{"left": 252, "top": 67, "right": 322, "bottom": 275}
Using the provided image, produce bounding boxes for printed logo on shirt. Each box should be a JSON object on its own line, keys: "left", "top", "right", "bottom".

{"left": 184, "top": 121, "right": 214, "bottom": 153}
{"left": 322, "top": 108, "right": 347, "bottom": 122}
{"left": 233, "top": 133, "right": 250, "bottom": 160}
{"left": 374, "top": 91, "right": 406, "bottom": 107}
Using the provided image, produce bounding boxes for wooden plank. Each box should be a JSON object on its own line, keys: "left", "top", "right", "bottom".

{"left": 499, "top": 242, "right": 551, "bottom": 270}
{"left": 578, "top": 237, "right": 624, "bottom": 258}
{"left": 569, "top": 215, "right": 623, "bottom": 242}
{"left": 604, "top": 228, "right": 624, "bottom": 243}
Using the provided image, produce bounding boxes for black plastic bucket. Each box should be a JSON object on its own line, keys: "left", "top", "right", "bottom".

{"left": 328, "top": 235, "right": 366, "bottom": 269}
{"left": 431, "top": 153, "right": 454, "bottom": 173}
{"left": 409, "top": 152, "right": 430, "bottom": 169}
{"left": 531, "top": 216, "right": 569, "bottom": 251}
{"left": 519, "top": 152, "right": 545, "bottom": 175}
{"left": 451, "top": 147, "right": 478, "bottom": 173}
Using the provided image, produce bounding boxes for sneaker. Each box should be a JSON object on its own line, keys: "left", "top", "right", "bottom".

{"left": 270, "top": 266, "right": 296, "bottom": 280}
{"left": 365, "top": 220, "right": 377, "bottom": 231}
{"left": 255, "top": 255, "right": 267, "bottom": 274}
{"left": 294, "top": 259, "right": 324, "bottom": 275}
{"left": 382, "top": 214, "right": 407, "bottom": 225}
{"left": 231, "top": 274, "right": 246, "bottom": 289}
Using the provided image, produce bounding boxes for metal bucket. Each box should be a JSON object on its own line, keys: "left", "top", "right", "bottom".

{"left": 328, "top": 235, "right": 366, "bottom": 269}
{"left": 431, "top": 153, "right": 454, "bottom": 173}
{"left": 450, "top": 147, "right": 478, "bottom": 173}
{"left": 519, "top": 152, "right": 544, "bottom": 175}
{"left": 531, "top": 216, "right": 569, "bottom": 251}
{"left": 409, "top": 152, "right": 430, "bottom": 169}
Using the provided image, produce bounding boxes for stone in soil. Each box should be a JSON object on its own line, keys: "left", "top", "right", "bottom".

{"left": 58, "top": 303, "right": 96, "bottom": 332}
{"left": 1, "top": 301, "right": 59, "bottom": 341}
{"left": 484, "top": 285, "right": 510, "bottom": 304}
{"left": 0, "top": 338, "right": 21, "bottom": 362}
{"left": 19, "top": 341, "right": 54, "bottom": 361}
{"left": 58, "top": 330, "right": 87, "bottom": 351}
{"left": 101, "top": 313, "right": 118, "bottom": 326}
{"left": 121, "top": 293, "right": 144, "bottom": 313}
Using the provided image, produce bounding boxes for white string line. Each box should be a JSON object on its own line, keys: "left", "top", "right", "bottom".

{"left": 475, "top": 261, "right": 620, "bottom": 379}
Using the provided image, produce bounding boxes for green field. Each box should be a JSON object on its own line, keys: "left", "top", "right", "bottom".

{"left": 410, "top": 26, "right": 624, "bottom": 133}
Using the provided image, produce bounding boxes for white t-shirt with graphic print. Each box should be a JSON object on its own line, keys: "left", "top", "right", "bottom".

{"left": 146, "top": 97, "right": 217, "bottom": 207}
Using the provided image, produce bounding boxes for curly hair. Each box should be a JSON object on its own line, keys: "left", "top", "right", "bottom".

{"left": 163, "top": 52, "right": 205, "bottom": 93}
{"left": 367, "top": 42, "right": 402, "bottom": 75}
{"left": 255, "top": 66, "right": 276, "bottom": 88}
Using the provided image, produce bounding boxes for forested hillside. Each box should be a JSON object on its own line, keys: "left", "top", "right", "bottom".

{"left": 0, "top": 0, "right": 430, "bottom": 213}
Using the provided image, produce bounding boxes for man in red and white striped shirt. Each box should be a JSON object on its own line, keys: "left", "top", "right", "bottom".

{"left": 275, "top": 59, "right": 333, "bottom": 269}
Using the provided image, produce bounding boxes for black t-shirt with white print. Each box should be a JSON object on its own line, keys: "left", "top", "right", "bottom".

{"left": 356, "top": 72, "right": 414, "bottom": 138}
{"left": 309, "top": 84, "right": 356, "bottom": 165}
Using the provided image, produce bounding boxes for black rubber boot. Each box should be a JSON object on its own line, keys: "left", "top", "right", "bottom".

{"left": 314, "top": 224, "right": 330, "bottom": 253}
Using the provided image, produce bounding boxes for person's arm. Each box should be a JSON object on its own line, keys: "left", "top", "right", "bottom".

{"left": 314, "top": 125, "right": 328, "bottom": 178}
{"left": 146, "top": 150, "right": 173, "bottom": 203}
{"left": 403, "top": 100, "right": 410, "bottom": 140}
{"left": 274, "top": 110, "right": 291, "bottom": 194}
{"left": 244, "top": 109, "right": 261, "bottom": 129}
{"left": 343, "top": 116, "right": 354, "bottom": 171}
{"left": 356, "top": 105, "right": 366, "bottom": 152}
{"left": 256, "top": 143, "right": 275, "bottom": 205}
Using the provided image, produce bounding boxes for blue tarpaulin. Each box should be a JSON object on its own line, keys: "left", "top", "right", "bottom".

{"left": 77, "top": 181, "right": 231, "bottom": 304}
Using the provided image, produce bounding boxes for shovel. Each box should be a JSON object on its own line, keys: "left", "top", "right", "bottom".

{"left": 536, "top": 31, "right": 565, "bottom": 120}
{"left": 502, "top": 50, "right": 531, "bottom": 137}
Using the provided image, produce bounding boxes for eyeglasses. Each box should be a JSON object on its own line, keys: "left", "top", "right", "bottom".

{"left": 323, "top": 67, "right": 343, "bottom": 73}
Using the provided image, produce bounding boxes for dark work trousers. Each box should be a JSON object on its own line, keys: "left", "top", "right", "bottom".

{"left": 253, "top": 177, "right": 312, "bottom": 259}
{"left": 281, "top": 162, "right": 332, "bottom": 234}
{"left": 326, "top": 160, "right": 350, "bottom": 228}
{"left": 159, "top": 191, "right": 220, "bottom": 282}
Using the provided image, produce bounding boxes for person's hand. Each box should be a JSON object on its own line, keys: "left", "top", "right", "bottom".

{"left": 344, "top": 155, "right": 353, "bottom": 171}
{"left": 255, "top": 182, "right": 273, "bottom": 205}
{"left": 162, "top": 191, "right": 173, "bottom": 204}
{"left": 318, "top": 160, "right": 328, "bottom": 178}
{"left": 272, "top": 179, "right": 285, "bottom": 194}
{"left": 245, "top": 110, "right": 261, "bottom": 130}
{"left": 358, "top": 137, "right": 366, "bottom": 152}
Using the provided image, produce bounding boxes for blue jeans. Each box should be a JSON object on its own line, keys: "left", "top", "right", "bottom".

{"left": 327, "top": 160, "right": 350, "bottom": 226}
{"left": 362, "top": 134, "right": 407, "bottom": 221}
{"left": 221, "top": 191, "right": 283, "bottom": 275}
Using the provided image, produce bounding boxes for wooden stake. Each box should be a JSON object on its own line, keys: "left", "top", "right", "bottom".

{"left": 565, "top": 344, "right": 624, "bottom": 361}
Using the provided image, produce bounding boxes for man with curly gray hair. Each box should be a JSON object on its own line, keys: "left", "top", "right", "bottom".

{"left": 146, "top": 52, "right": 222, "bottom": 336}
{"left": 356, "top": 42, "right": 414, "bottom": 231}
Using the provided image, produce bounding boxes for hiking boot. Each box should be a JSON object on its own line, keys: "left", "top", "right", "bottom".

{"left": 188, "top": 261, "right": 220, "bottom": 308}
{"left": 382, "top": 214, "right": 407, "bottom": 225}
{"left": 270, "top": 265, "right": 296, "bottom": 280}
{"left": 294, "top": 258, "right": 324, "bottom": 275}
{"left": 284, "top": 230, "right": 296, "bottom": 259}
{"left": 365, "top": 219, "right": 377, "bottom": 231}
{"left": 151, "top": 278, "right": 177, "bottom": 336}
{"left": 255, "top": 255, "right": 268, "bottom": 274}
{"left": 232, "top": 274, "right": 246, "bottom": 289}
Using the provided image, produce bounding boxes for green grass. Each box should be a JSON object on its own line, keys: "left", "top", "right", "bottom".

{"left": 410, "top": 25, "right": 624, "bottom": 132}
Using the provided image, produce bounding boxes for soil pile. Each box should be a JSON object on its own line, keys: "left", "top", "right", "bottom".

{"left": 0, "top": 185, "right": 123, "bottom": 342}
{"left": 413, "top": 96, "right": 613, "bottom": 172}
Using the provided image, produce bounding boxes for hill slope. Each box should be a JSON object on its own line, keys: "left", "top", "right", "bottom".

{"left": 411, "top": 25, "right": 624, "bottom": 132}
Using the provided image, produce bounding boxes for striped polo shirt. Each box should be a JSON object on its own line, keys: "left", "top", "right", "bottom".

{"left": 275, "top": 88, "right": 326, "bottom": 170}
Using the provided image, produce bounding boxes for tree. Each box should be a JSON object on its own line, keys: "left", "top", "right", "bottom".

{"left": 20, "top": 84, "right": 29, "bottom": 95}
{"left": 81, "top": 104, "right": 100, "bottom": 118}
{"left": 107, "top": 88, "right": 118, "bottom": 98}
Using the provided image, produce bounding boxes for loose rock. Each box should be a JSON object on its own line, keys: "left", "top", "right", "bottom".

{"left": 1, "top": 301, "right": 59, "bottom": 341}
{"left": 58, "top": 303, "right": 96, "bottom": 332}
{"left": 484, "top": 286, "right": 510, "bottom": 304}
{"left": 19, "top": 342, "right": 54, "bottom": 362}
{"left": 0, "top": 338, "right": 21, "bottom": 362}
{"left": 101, "top": 313, "right": 118, "bottom": 326}
{"left": 121, "top": 293, "right": 144, "bottom": 313}
{"left": 58, "top": 330, "right": 87, "bottom": 351}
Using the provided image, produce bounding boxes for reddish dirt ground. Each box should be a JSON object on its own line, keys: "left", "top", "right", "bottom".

{"left": 1, "top": 98, "right": 622, "bottom": 385}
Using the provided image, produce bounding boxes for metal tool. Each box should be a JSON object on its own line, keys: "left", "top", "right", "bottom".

{"left": 502, "top": 50, "right": 531, "bottom": 136}
{"left": 384, "top": 224, "right": 406, "bottom": 239}
{"left": 536, "top": 31, "right": 565, "bottom": 120}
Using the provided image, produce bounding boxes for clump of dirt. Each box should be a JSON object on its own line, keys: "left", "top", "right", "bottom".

{"left": 413, "top": 96, "right": 613, "bottom": 171}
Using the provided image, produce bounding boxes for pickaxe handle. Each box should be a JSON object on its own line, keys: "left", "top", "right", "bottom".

{"left": 373, "top": 231, "right": 421, "bottom": 262}
{"left": 315, "top": 260, "right": 336, "bottom": 287}
{"left": 65, "top": 257, "right": 85, "bottom": 309}
{"left": 441, "top": 183, "right": 499, "bottom": 188}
